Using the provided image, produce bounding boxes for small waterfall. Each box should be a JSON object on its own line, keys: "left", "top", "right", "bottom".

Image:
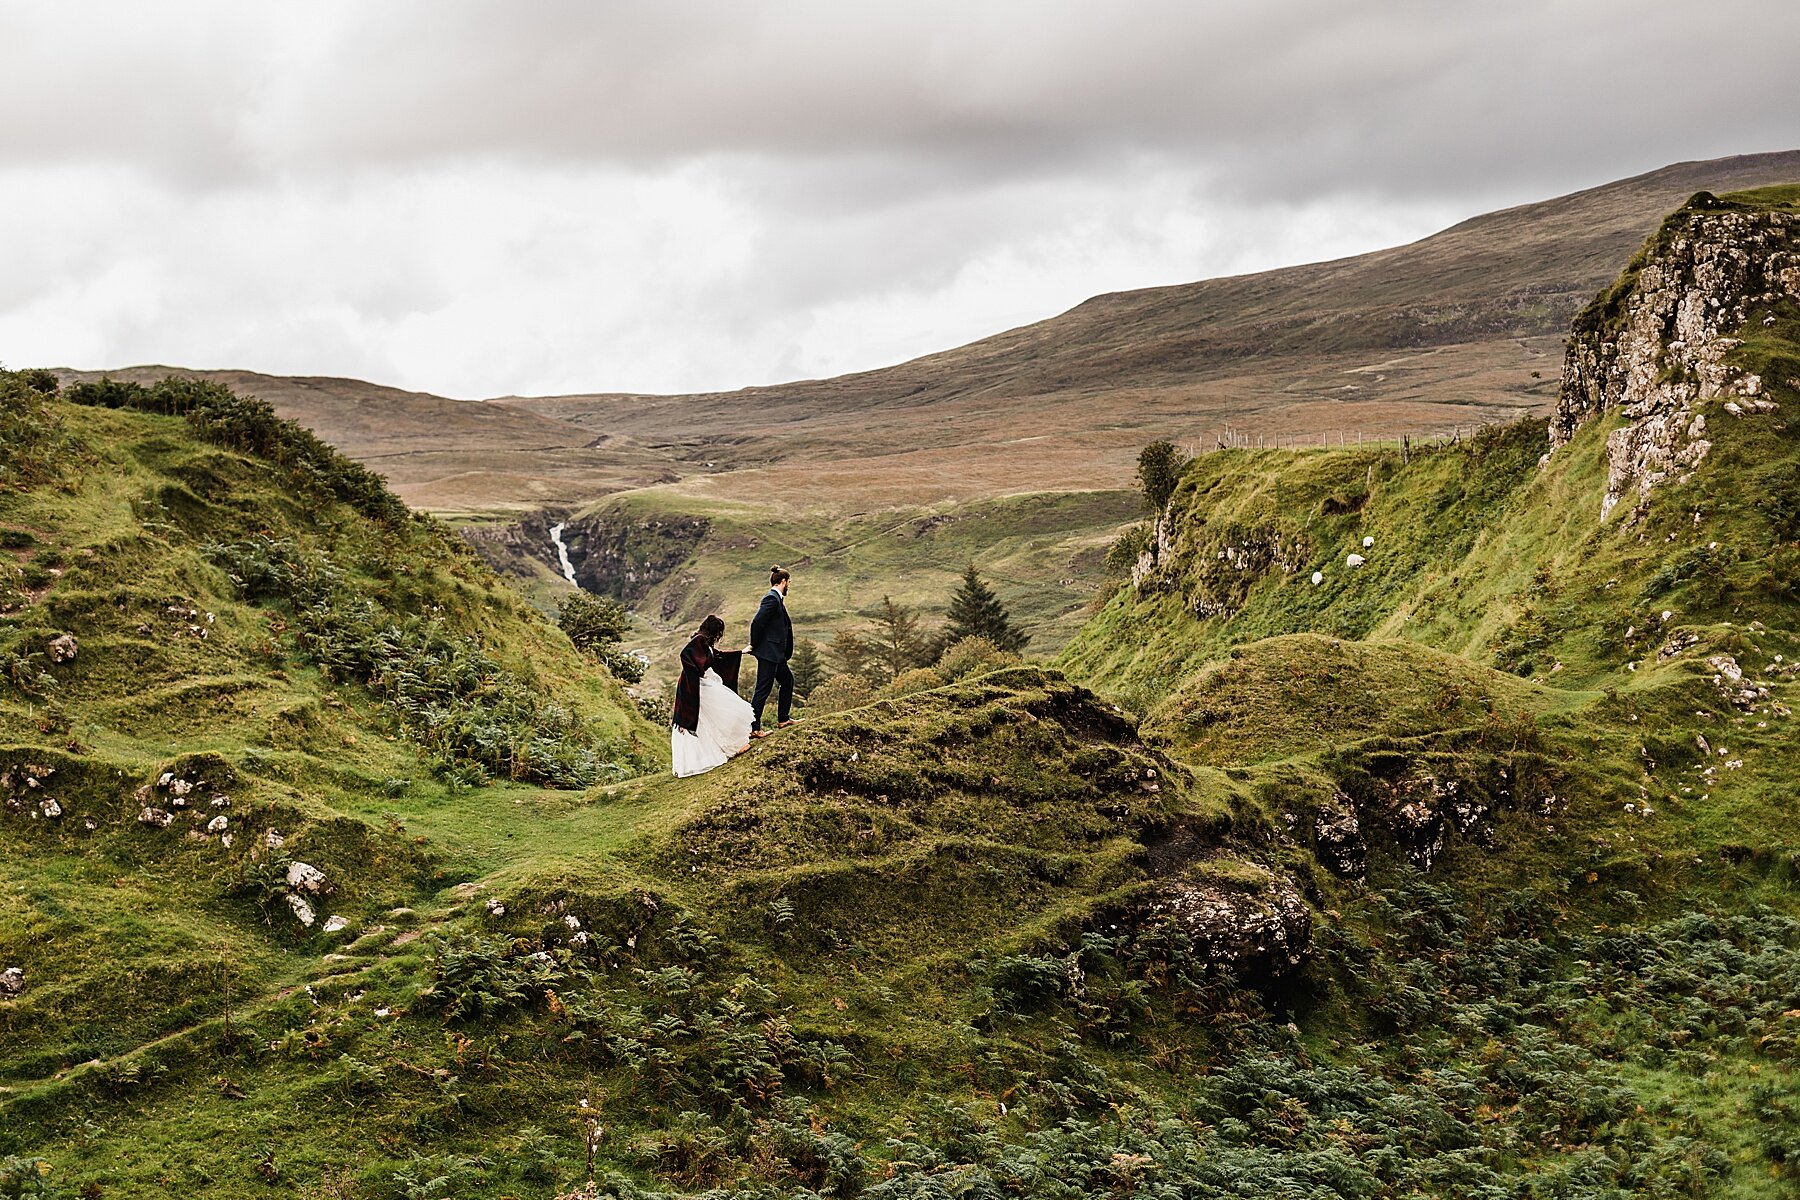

{"left": 548, "top": 522, "right": 579, "bottom": 586}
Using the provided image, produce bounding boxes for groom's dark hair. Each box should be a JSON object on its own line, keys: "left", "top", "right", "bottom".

{"left": 770, "top": 565, "right": 791, "bottom": 586}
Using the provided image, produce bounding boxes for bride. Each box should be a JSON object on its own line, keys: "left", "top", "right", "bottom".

{"left": 670, "top": 614, "right": 755, "bottom": 778}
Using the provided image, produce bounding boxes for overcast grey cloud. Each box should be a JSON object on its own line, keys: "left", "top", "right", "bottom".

{"left": 2, "top": 1, "right": 1796, "bottom": 397}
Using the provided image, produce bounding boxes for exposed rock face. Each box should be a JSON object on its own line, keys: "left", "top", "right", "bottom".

{"left": 1140, "top": 865, "right": 1311, "bottom": 978}
{"left": 563, "top": 511, "right": 711, "bottom": 602}
{"left": 1133, "top": 511, "right": 1310, "bottom": 620}
{"left": 1551, "top": 197, "right": 1798, "bottom": 522}
{"left": 0, "top": 966, "right": 23, "bottom": 998}
{"left": 1313, "top": 793, "right": 1367, "bottom": 880}
{"left": 465, "top": 506, "right": 713, "bottom": 604}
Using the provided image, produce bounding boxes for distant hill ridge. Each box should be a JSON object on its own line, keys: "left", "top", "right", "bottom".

{"left": 56, "top": 150, "right": 1800, "bottom": 516}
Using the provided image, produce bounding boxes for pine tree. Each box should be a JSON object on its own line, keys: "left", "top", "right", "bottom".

{"left": 827, "top": 629, "right": 873, "bottom": 681}
{"left": 942, "top": 564, "right": 1028, "bottom": 653}
{"left": 866, "top": 596, "right": 929, "bottom": 683}
{"left": 790, "top": 638, "right": 824, "bottom": 698}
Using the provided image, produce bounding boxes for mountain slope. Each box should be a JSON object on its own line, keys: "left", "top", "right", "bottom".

{"left": 56, "top": 151, "right": 1800, "bottom": 520}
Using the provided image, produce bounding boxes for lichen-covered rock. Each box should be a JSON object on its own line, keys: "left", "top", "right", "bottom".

{"left": 0, "top": 966, "right": 23, "bottom": 997}
{"left": 1706, "top": 653, "right": 1769, "bottom": 711}
{"left": 1313, "top": 794, "right": 1367, "bottom": 880}
{"left": 1139, "top": 865, "right": 1311, "bottom": 978}
{"left": 138, "top": 806, "right": 173, "bottom": 827}
{"left": 48, "top": 632, "right": 78, "bottom": 662}
{"left": 286, "top": 862, "right": 326, "bottom": 893}
{"left": 286, "top": 893, "right": 316, "bottom": 927}
{"left": 322, "top": 914, "right": 349, "bottom": 934}
{"left": 1551, "top": 200, "right": 1800, "bottom": 522}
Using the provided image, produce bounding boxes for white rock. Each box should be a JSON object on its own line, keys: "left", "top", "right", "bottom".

{"left": 485, "top": 897, "right": 507, "bottom": 916}
{"left": 264, "top": 829, "right": 285, "bottom": 849}
{"left": 138, "top": 806, "right": 173, "bottom": 827}
{"left": 1310, "top": 571, "right": 1324, "bottom": 586}
{"left": 286, "top": 862, "right": 326, "bottom": 893}
{"left": 0, "top": 966, "right": 23, "bottom": 997}
{"left": 1724, "top": 400, "right": 1745, "bottom": 416}
{"left": 286, "top": 893, "right": 316, "bottom": 927}
{"left": 322, "top": 915, "right": 350, "bottom": 934}
{"left": 220, "top": 833, "right": 234, "bottom": 849}
{"left": 48, "top": 633, "right": 78, "bottom": 662}
{"left": 563, "top": 914, "right": 582, "bottom": 931}
{"left": 40, "top": 799, "right": 61, "bottom": 819}
{"left": 1345, "top": 553, "right": 1366, "bottom": 567}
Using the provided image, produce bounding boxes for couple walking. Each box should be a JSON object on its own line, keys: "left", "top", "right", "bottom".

{"left": 670, "top": 565, "right": 799, "bottom": 778}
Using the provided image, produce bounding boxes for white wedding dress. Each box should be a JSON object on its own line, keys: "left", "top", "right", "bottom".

{"left": 671, "top": 668, "right": 755, "bottom": 778}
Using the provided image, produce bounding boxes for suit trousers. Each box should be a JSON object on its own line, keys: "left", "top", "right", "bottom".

{"left": 751, "top": 657, "right": 794, "bottom": 729}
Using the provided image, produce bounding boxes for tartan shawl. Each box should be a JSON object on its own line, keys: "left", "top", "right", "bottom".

{"left": 672, "top": 634, "right": 742, "bottom": 733}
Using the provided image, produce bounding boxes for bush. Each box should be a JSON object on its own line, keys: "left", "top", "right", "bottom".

{"left": 0, "top": 368, "right": 80, "bottom": 493}
{"left": 937, "top": 636, "right": 1022, "bottom": 682}
{"left": 1136, "top": 440, "right": 1189, "bottom": 512}
{"left": 1104, "top": 523, "right": 1153, "bottom": 577}
{"left": 558, "top": 592, "right": 630, "bottom": 651}
{"left": 806, "top": 674, "right": 877, "bottom": 714}
{"left": 206, "top": 537, "right": 643, "bottom": 786}
{"left": 65, "top": 375, "right": 411, "bottom": 525}
{"left": 886, "top": 666, "right": 946, "bottom": 697}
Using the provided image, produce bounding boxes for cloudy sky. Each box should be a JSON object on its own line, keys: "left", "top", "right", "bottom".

{"left": 2, "top": 2, "right": 1795, "bottom": 399}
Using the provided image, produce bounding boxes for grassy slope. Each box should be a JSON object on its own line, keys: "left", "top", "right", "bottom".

{"left": 0, "top": 384, "right": 659, "bottom": 1132}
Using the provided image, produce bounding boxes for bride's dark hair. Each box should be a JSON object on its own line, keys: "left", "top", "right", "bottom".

{"left": 697, "top": 615, "right": 726, "bottom": 642}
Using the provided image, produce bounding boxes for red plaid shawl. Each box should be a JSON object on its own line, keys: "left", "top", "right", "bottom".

{"left": 672, "top": 634, "right": 742, "bottom": 733}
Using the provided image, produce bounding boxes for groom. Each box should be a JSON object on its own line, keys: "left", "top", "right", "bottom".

{"left": 748, "top": 565, "right": 796, "bottom": 738}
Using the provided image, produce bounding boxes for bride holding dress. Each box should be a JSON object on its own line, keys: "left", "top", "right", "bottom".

{"left": 670, "top": 614, "right": 755, "bottom": 778}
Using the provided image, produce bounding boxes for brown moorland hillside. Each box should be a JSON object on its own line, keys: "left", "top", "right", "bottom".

{"left": 56, "top": 149, "right": 1800, "bottom": 517}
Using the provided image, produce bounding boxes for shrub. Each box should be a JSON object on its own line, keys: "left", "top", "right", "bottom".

{"left": 937, "top": 636, "right": 1022, "bottom": 682}
{"left": 558, "top": 592, "right": 630, "bottom": 651}
{"left": 1136, "top": 439, "right": 1189, "bottom": 512}
{"left": 206, "top": 537, "right": 643, "bottom": 786}
{"left": 806, "top": 674, "right": 876, "bottom": 714}
{"left": 1104, "top": 523, "right": 1153, "bottom": 577}
{"left": 887, "top": 666, "right": 946, "bottom": 697}
{"left": 65, "top": 375, "right": 411, "bottom": 525}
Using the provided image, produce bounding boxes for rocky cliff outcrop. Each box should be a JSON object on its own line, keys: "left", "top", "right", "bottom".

{"left": 1551, "top": 193, "right": 1798, "bottom": 522}
{"left": 460, "top": 508, "right": 711, "bottom": 603}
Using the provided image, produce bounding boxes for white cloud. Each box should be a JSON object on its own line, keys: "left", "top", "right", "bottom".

{"left": 1, "top": 1, "right": 1794, "bottom": 395}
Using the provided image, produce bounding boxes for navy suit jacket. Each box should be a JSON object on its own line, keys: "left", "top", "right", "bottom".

{"left": 749, "top": 588, "right": 793, "bottom": 663}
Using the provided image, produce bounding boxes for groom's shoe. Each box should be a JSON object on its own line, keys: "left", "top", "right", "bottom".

{"left": 778, "top": 718, "right": 801, "bottom": 728}
{"left": 749, "top": 729, "right": 772, "bottom": 739}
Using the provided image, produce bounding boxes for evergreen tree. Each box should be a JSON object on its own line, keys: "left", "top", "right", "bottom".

{"left": 789, "top": 638, "right": 824, "bottom": 699}
{"left": 942, "top": 563, "right": 1029, "bottom": 653}
{"left": 1136, "top": 439, "right": 1189, "bottom": 513}
{"left": 827, "top": 629, "right": 873, "bottom": 681}
{"left": 866, "top": 596, "right": 929, "bottom": 683}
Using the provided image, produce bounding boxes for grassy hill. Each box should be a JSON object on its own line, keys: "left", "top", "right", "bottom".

{"left": 5, "top": 187, "right": 1800, "bottom": 1199}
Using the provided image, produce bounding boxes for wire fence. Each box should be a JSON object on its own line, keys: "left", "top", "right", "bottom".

{"left": 1180, "top": 423, "right": 1494, "bottom": 457}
